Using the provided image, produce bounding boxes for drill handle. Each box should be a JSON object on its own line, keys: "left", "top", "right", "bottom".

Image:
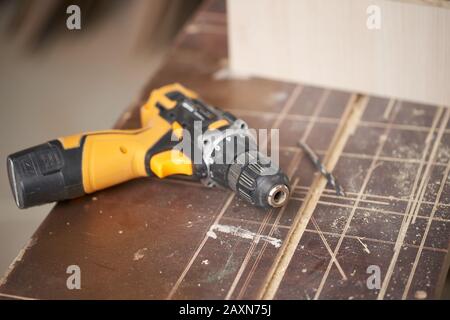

{"left": 7, "top": 124, "right": 193, "bottom": 209}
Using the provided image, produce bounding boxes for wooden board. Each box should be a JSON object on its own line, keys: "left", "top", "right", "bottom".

{"left": 0, "top": 0, "right": 449, "bottom": 300}
{"left": 228, "top": 0, "right": 450, "bottom": 107}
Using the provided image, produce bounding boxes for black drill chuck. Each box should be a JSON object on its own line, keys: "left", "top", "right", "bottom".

{"left": 226, "top": 151, "right": 290, "bottom": 208}
{"left": 206, "top": 129, "right": 290, "bottom": 208}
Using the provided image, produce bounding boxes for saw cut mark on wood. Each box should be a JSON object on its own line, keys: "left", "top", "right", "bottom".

{"left": 258, "top": 94, "right": 369, "bottom": 299}
{"left": 377, "top": 107, "right": 450, "bottom": 299}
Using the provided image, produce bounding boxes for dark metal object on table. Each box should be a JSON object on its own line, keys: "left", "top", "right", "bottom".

{"left": 298, "top": 140, "right": 346, "bottom": 197}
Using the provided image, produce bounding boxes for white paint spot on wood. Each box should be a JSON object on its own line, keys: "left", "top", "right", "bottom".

{"left": 207, "top": 224, "right": 282, "bottom": 248}
{"left": 206, "top": 230, "right": 217, "bottom": 239}
{"left": 133, "top": 248, "right": 148, "bottom": 261}
{"left": 414, "top": 290, "right": 427, "bottom": 299}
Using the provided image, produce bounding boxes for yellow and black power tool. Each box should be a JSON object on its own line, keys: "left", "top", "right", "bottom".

{"left": 7, "top": 84, "right": 290, "bottom": 209}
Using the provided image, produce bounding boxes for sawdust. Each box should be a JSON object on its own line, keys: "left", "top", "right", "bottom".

{"left": 412, "top": 109, "right": 425, "bottom": 116}
{"left": 392, "top": 143, "right": 421, "bottom": 159}
{"left": 206, "top": 254, "right": 238, "bottom": 283}
{"left": 330, "top": 210, "right": 348, "bottom": 231}
{"left": 437, "top": 143, "right": 450, "bottom": 162}
{"left": 346, "top": 163, "right": 365, "bottom": 192}
{"left": 391, "top": 163, "right": 416, "bottom": 198}
{"left": 358, "top": 211, "right": 372, "bottom": 225}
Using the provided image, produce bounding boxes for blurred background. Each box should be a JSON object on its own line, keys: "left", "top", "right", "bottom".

{"left": 0, "top": 0, "right": 200, "bottom": 275}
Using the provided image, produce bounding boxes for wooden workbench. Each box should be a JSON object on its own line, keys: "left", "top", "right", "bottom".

{"left": 1, "top": 0, "right": 449, "bottom": 299}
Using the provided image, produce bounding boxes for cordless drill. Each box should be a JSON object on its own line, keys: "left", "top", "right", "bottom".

{"left": 7, "top": 84, "right": 290, "bottom": 209}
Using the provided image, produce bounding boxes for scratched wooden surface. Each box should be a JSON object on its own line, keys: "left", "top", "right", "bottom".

{"left": 0, "top": 0, "right": 449, "bottom": 300}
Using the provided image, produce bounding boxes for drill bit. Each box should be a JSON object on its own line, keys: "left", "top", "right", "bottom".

{"left": 298, "top": 141, "right": 346, "bottom": 197}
